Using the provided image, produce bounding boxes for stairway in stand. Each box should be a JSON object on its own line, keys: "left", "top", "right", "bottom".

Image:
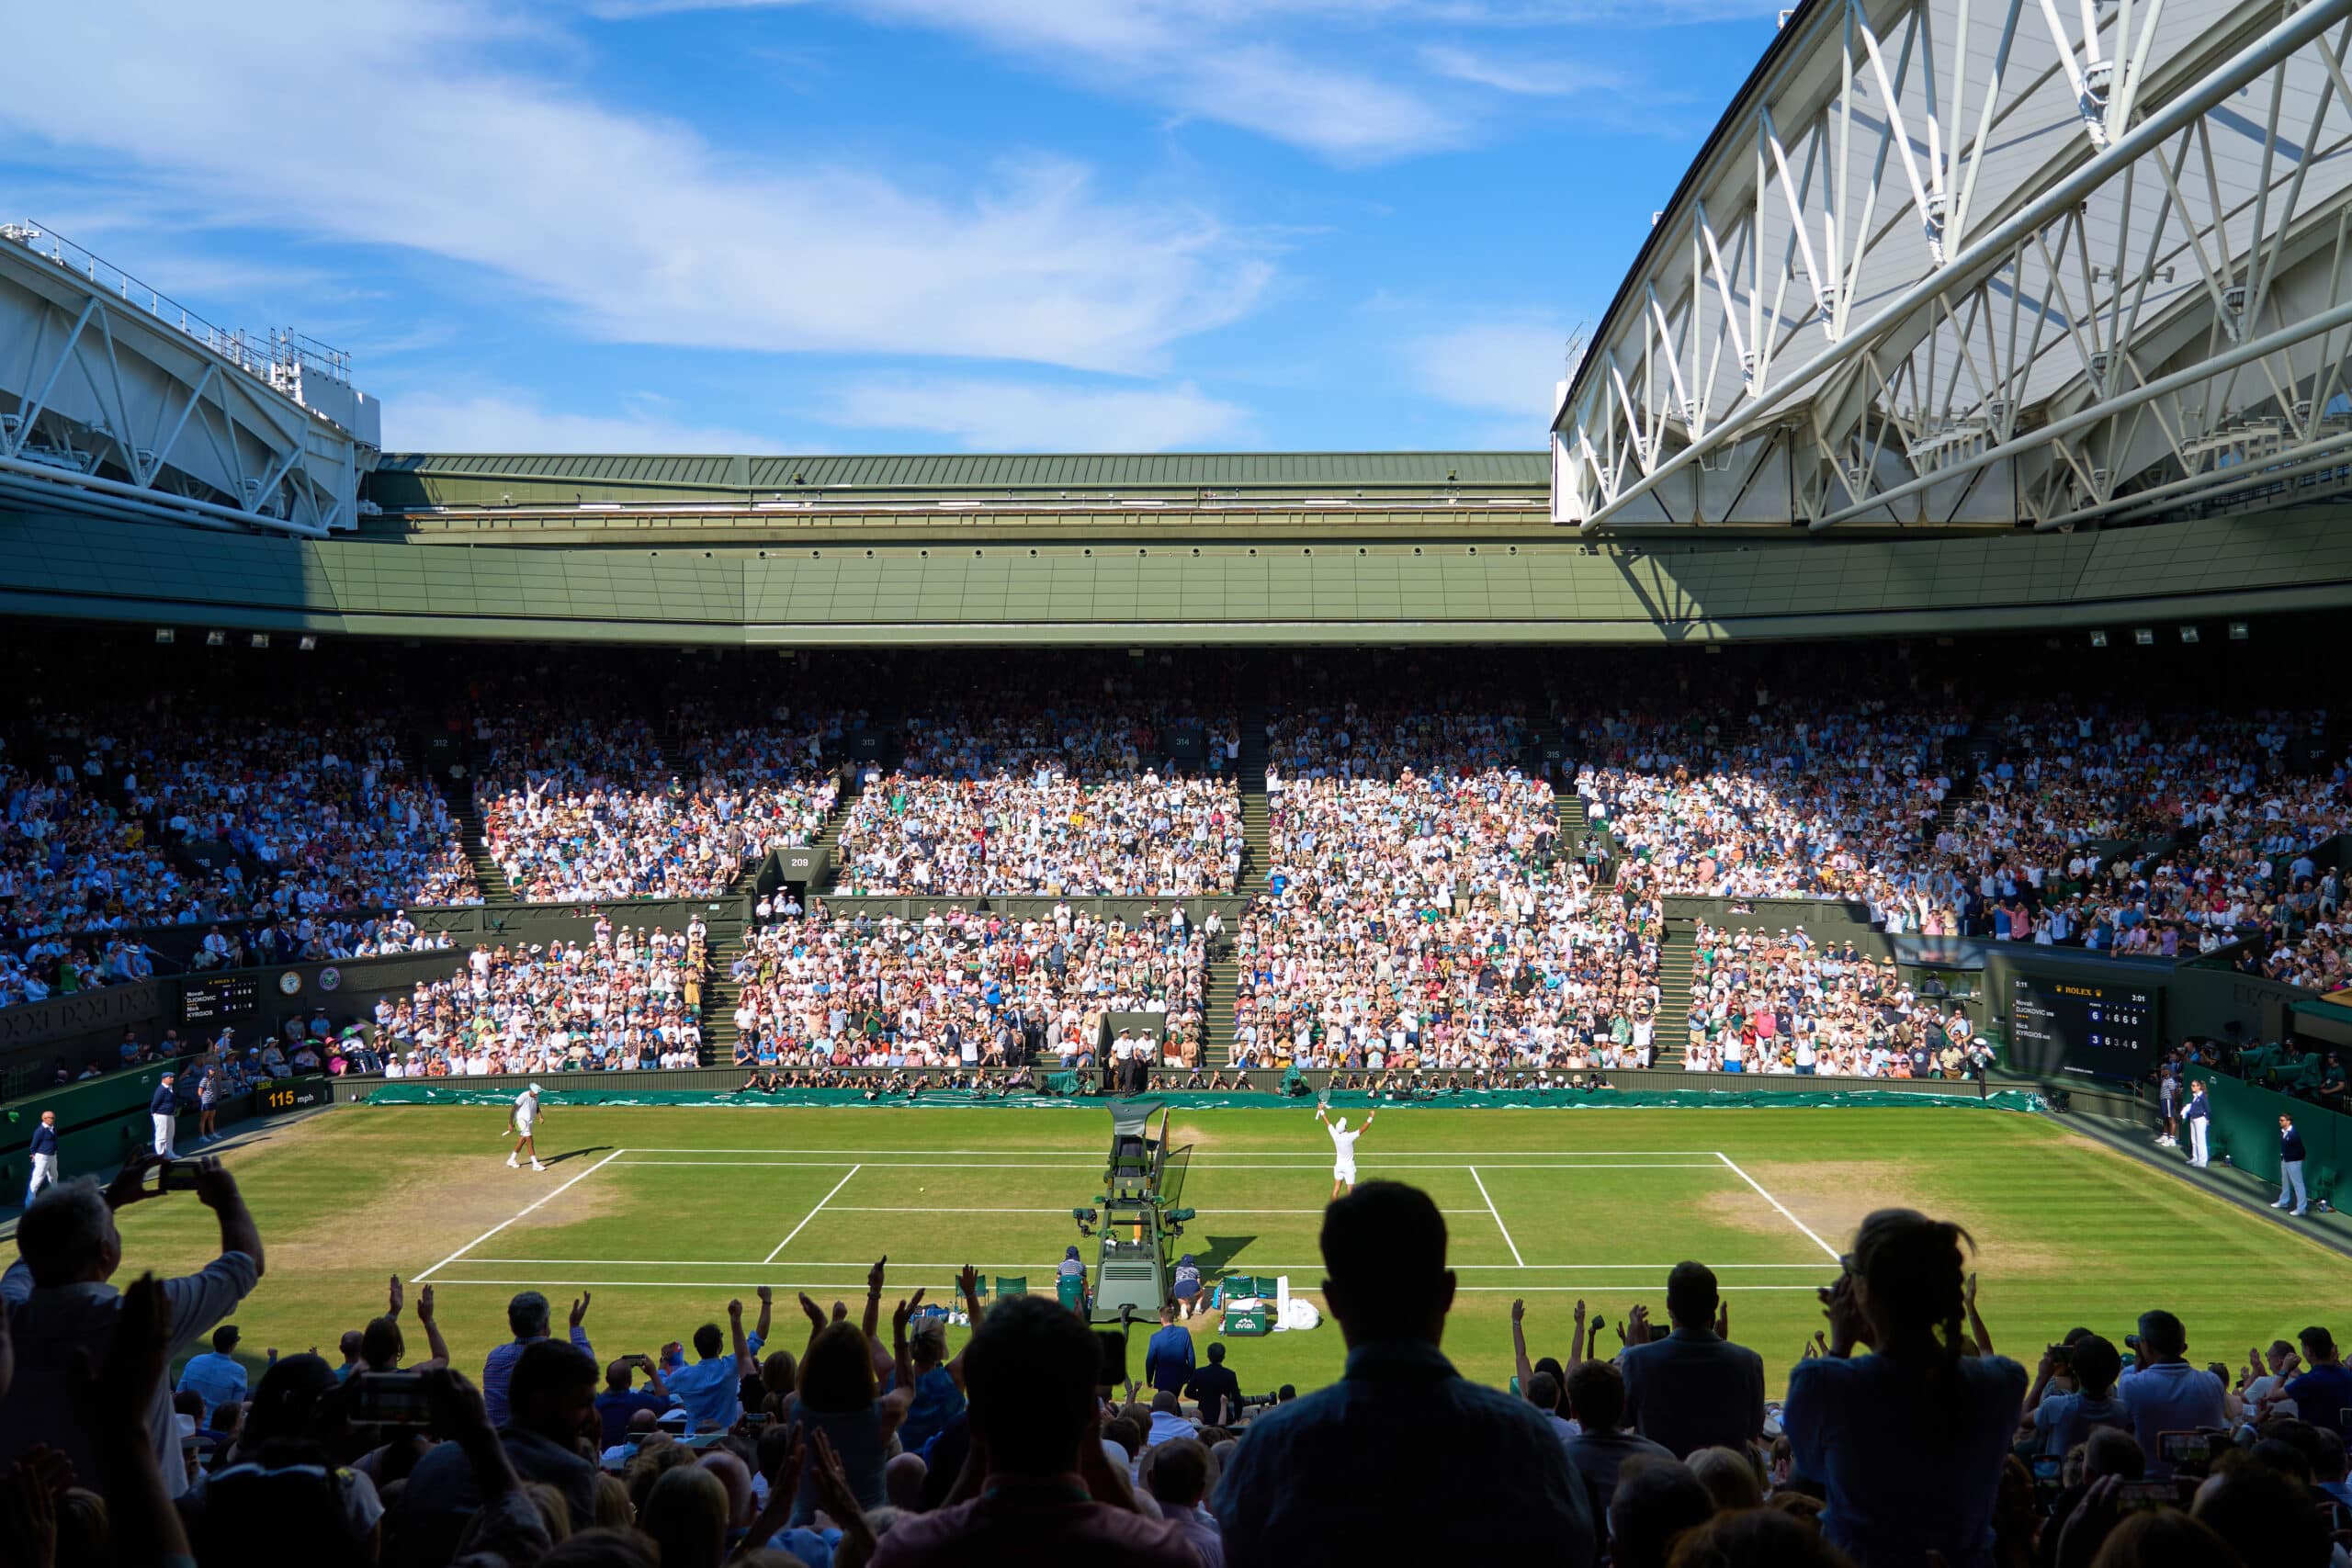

{"left": 1652, "top": 920, "right": 1697, "bottom": 1068}
{"left": 1204, "top": 710, "right": 1272, "bottom": 1067}
{"left": 808, "top": 780, "right": 858, "bottom": 897}
{"left": 452, "top": 794, "right": 514, "bottom": 904}
{"left": 698, "top": 925, "right": 746, "bottom": 1068}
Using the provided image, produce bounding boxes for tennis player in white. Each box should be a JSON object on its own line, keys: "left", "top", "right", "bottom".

{"left": 1316, "top": 1102, "right": 1376, "bottom": 1199}
{"left": 505, "top": 1083, "right": 545, "bottom": 1171}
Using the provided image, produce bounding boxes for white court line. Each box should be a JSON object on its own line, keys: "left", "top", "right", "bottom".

{"left": 1468, "top": 1168, "right": 1526, "bottom": 1268}
{"left": 419, "top": 1277, "right": 1826, "bottom": 1294}
{"left": 827, "top": 1206, "right": 1487, "bottom": 1215}
{"left": 1714, "top": 1152, "right": 1841, "bottom": 1260}
{"left": 607, "top": 1160, "right": 1726, "bottom": 1169}
{"left": 762, "top": 1166, "right": 862, "bottom": 1264}
{"left": 614, "top": 1146, "right": 1732, "bottom": 1156}
{"left": 461, "top": 1258, "right": 1832, "bottom": 1270}
{"left": 413, "top": 1148, "right": 630, "bottom": 1283}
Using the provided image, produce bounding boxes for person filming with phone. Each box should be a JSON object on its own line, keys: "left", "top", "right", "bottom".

{"left": 0, "top": 1153, "right": 264, "bottom": 1495}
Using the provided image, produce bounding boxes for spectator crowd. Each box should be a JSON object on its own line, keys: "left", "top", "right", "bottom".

{"left": 6, "top": 1161, "right": 2345, "bottom": 1568}
{"left": 726, "top": 904, "right": 1204, "bottom": 1071}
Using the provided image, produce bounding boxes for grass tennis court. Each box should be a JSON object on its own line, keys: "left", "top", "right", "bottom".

{"left": 101, "top": 1103, "right": 2352, "bottom": 1397}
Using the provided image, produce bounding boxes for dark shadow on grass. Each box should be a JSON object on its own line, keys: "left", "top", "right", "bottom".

{"left": 537, "top": 1145, "right": 614, "bottom": 1168}
{"left": 1191, "top": 1235, "right": 1259, "bottom": 1275}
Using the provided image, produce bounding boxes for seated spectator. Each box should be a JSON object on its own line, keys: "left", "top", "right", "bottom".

{"left": 1212, "top": 1179, "right": 1594, "bottom": 1564}
{"left": 1784, "top": 1208, "right": 2028, "bottom": 1566}
{"left": 1607, "top": 1452, "right": 1716, "bottom": 1568}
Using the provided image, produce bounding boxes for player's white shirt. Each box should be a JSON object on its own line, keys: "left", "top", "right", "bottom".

{"left": 1327, "top": 1121, "right": 1363, "bottom": 1174}
{"left": 514, "top": 1090, "right": 539, "bottom": 1129}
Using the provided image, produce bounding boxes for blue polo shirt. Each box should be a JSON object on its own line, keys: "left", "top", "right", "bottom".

{"left": 2286, "top": 1364, "right": 2352, "bottom": 1438}
{"left": 149, "top": 1084, "right": 177, "bottom": 1115}
{"left": 664, "top": 1329, "right": 764, "bottom": 1429}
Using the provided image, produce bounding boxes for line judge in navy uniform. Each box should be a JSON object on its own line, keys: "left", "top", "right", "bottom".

{"left": 2183, "top": 1078, "right": 2211, "bottom": 1168}
{"left": 150, "top": 1072, "right": 180, "bottom": 1158}
{"left": 24, "top": 1110, "right": 61, "bottom": 1206}
{"left": 2276, "top": 1114, "right": 2311, "bottom": 1216}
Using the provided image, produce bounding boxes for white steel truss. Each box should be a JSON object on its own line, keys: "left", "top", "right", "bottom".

{"left": 0, "top": 230, "right": 375, "bottom": 537}
{"left": 1552, "top": 0, "right": 2352, "bottom": 531}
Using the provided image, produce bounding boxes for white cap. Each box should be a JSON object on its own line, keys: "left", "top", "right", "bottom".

{"left": 528, "top": 1082, "right": 542, "bottom": 1094}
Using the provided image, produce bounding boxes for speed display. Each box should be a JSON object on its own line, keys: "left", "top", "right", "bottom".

{"left": 2008, "top": 973, "right": 2159, "bottom": 1078}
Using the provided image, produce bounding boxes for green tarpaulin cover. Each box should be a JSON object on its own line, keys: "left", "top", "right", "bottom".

{"left": 364, "top": 1083, "right": 2043, "bottom": 1113}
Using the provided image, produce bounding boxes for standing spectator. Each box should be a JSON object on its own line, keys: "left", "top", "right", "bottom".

{"left": 1212, "top": 1181, "right": 1594, "bottom": 1565}
{"left": 175, "top": 1323, "right": 249, "bottom": 1425}
{"left": 2276, "top": 1114, "right": 2311, "bottom": 1216}
{"left": 402, "top": 1337, "right": 601, "bottom": 1534}
{"left": 1184, "top": 1342, "right": 1243, "bottom": 1427}
{"left": 1783, "top": 1209, "right": 2027, "bottom": 1567}
{"left": 666, "top": 1291, "right": 767, "bottom": 1430}
{"left": 2117, "top": 1310, "right": 2228, "bottom": 1475}
{"left": 868, "top": 1293, "right": 1194, "bottom": 1565}
{"left": 0, "top": 1156, "right": 262, "bottom": 1496}
{"left": 1618, "top": 1262, "right": 1766, "bottom": 1457}
{"left": 2283, "top": 1326, "right": 2352, "bottom": 1441}
{"left": 2029, "top": 1334, "right": 2128, "bottom": 1455}
{"left": 1145, "top": 1304, "right": 1195, "bottom": 1395}
{"left": 482, "top": 1289, "right": 593, "bottom": 1427}
{"left": 595, "top": 1354, "right": 673, "bottom": 1449}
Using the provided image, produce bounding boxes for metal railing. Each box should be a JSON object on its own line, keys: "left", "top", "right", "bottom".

{"left": 2, "top": 220, "right": 352, "bottom": 389}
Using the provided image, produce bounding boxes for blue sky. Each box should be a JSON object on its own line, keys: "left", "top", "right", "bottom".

{"left": 3, "top": 0, "right": 1785, "bottom": 454}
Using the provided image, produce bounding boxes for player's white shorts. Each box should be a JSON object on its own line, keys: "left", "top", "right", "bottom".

{"left": 1334, "top": 1162, "right": 1357, "bottom": 1184}
{"left": 514, "top": 1117, "right": 537, "bottom": 1137}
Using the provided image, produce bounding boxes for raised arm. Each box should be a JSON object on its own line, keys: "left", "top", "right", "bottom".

{"left": 1511, "top": 1299, "right": 1536, "bottom": 1395}
{"left": 71, "top": 1273, "right": 192, "bottom": 1568}
{"left": 1570, "top": 1299, "right": 1588, "bottom": 1367}
{"left": 861, "top": 1257, "right": 887, "bottom": 1347}
{"left": 753, "top": 1284, "right": 774, "bottom": 1348}
{"left": 728, "top": 1299, "right": 755, "bottom": 1380}
{"left": 892, "top": 1291, "right": 925, "bottom": 1394}
{"left": 416, "top": 1284, "right": 452, "bottom": 1370}
{"left": 1962, "top": 1272, "right": 1993, "bottom": 1357}
{"left": 193, "top": 1157, "right": 264, "bottom": 1276}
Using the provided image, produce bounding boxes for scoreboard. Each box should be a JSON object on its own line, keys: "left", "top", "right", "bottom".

{"left": 182, "top": 974, "right": 258, "bottom": 1024}
{"left": 2008, "top": 973, "right": 2159, "bottom": 1079}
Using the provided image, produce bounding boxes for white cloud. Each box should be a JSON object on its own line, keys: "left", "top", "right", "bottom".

{"left": 825, "top": 377, "right": 1249, "bottom": 450}
{"left": 1414, "top": 318, "right": 1581, "bottom": 420}
{"left": 1420, "top": 45, "right": 1615, "bottom": 96}
{"left": 0, "top": 0, "right": 1270, "bottom": 375}
{"left": 383, "top": 392, "right": 775, "bottom": 454}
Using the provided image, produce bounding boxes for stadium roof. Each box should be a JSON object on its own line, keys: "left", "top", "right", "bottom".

{"left": 1553, "top": 0, "right": 2352, "bottom": 532}
{"left": 377, "top": 450, "right": 1548, "bottom": 494}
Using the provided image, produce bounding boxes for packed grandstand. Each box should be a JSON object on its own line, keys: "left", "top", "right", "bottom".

{"left": 8, "top": 640, "right": 2350, "bottom": 1090}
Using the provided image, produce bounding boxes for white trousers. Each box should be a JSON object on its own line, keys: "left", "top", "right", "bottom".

{"left": 2188, "top": 1120, "right": 2210, "bottom": 1167}
{"left": 2279, "top": 1160, "right": 2309, "bottom": 1211}
{"left": 25, "top": 1152, "right": 59, "bottom": 1207}
{"left": 153, "top": 1112, "right": 176, "bottom": 1157}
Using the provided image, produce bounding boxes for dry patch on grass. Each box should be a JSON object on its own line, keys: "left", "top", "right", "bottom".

{"left": 260, "top": 1150, "right": 632, "bottom": 1277}
{"left": 1698, "top": 1159, "right": 2069, "bottom": 1276}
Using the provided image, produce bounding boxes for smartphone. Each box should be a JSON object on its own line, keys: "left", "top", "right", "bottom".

{"left": 152, "top": 1160, "right": 204, "bottom": 1194}
{"left": 2030, "top": 1457, "right": 2064, "bottom": 1496}
{"left": 743, "top": 1413, "right": 771, "bottom": 1432}
{"left": 2158, "top": 1431, "right": 2220, "bottom": 1477}
{"left": 352, "top": 1371, "right": 433, "bottom": 1427}
{"left": 2115, "top": 1479, "right": 2177, "bottom": 1513}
